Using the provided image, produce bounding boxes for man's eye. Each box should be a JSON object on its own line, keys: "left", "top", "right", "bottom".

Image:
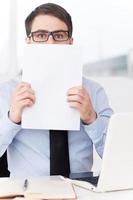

{"left": 54, "top": 33, "right": 64, "bottom": 39}
{"left": 36, "top": 33, "right": 46, "bottom": 38}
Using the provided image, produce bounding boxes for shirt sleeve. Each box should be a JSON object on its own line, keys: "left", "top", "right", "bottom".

{"left": 0, "top": 111, "right": 21, "bottom": 157}
{"left": 0, "top": 81, "right": 21, "bottom": 157}
{"left": 83, "top": 86, "right": 113, "bottom": 158}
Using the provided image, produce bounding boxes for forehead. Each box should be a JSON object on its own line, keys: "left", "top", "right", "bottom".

{"left": 31, "top": 14, "right": 68, "bottom": 32}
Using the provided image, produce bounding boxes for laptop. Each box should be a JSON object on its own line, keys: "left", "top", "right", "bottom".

{"left": 70, "top": 112, "right": 133, "bottom": 192}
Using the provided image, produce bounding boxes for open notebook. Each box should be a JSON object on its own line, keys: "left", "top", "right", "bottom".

{"left": 0, "top": 176, "right": 76, "bottom": 199}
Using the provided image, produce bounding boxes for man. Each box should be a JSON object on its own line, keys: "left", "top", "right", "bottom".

{"left": 0, "top": 3, "right": 113, "bottom": 178}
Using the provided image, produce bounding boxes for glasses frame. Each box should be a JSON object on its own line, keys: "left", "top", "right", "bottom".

{"left": 28, "top": 30, "right": 70, "bottom": 42}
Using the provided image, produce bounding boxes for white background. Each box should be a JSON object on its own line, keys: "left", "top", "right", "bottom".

{"left": 0, "top": 0, "right": 133, "bottom": 77}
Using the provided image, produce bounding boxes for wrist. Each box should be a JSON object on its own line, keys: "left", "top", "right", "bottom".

{"left": 8, "top": 111, "right": 21, "bottom": 125}
{"left": 82, "top": 111, "right": 97, "bottom": 125}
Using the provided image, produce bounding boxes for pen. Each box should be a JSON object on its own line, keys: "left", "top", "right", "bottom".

{"left": 23, "top": 179, "right": 28, "bottom": 191}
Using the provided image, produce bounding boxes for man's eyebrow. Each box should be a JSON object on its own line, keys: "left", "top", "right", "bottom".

{"left": 31, "top": 29, "right": 48, "bottom": 33}
{"left": 31, "top": 29, "right": 68, "bottom": 33}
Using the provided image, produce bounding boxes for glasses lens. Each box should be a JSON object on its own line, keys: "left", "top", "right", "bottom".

{"left": 53, "top": 31, "right": 69, "bottom": 41}
{"left": 32, "top": 31, "right": 48, "bottom": 42}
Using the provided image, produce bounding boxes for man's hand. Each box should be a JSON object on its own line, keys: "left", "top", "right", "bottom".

{"left": 9, "top": 82, "right": 35, "bottom": 124}
{"left": 67, "top": 86, "right": 97, "bottom": 125}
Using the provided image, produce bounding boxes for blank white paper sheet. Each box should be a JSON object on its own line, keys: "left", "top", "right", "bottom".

{"left": 22, "top": 44, "right": 82, "bottom": 130}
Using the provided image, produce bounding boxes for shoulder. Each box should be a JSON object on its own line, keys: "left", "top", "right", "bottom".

{"left": 0, "top": 79, "right": 18, "bottom": 97}
{"left": 0, "top": 79, "right": 19, "bottom": 112}
{"left": 82, "top": 76, "right": 104, "bottom": 92}
{"left": 82, "top": 76, "right": 107, "bottom": 104}
{"left": 0, "top": 79, "right": 18, "bottom": 89}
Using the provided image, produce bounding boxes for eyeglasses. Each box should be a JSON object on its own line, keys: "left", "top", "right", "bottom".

{"left": 28, "top": 30, "right": 70, "bottom": 42}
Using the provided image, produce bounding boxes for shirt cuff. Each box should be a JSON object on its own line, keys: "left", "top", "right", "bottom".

{"left": 82, "top": 116, "right": 107, "bottom": 143}
{"left": 0, "top": 112, "right": 22, "bottom": 137}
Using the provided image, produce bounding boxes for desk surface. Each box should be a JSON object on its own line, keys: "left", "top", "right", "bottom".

{"left": 1, "top": 188, "right": 133, "bottom": 200}
{"left": 0, "top": 186, "right": 133, "bottom": 200}
{"left": 75, "top": 185, "right": 133, "bottom": 200}
{"left": 1, "top": 182, "right": 133, "bottom": 200}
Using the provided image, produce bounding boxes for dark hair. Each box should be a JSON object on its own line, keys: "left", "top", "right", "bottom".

{"left": 25, "top": 3, "right": 73, "bottom": 37}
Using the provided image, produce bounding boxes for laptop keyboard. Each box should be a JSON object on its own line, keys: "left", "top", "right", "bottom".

{"left": 69, "top": 172, "right": 99, "bottom": 186}
{"left": 71, "top": 176, "right": 99, "bottom": 186}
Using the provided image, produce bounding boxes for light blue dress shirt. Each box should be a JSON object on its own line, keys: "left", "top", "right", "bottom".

{"left": 0, "top": 77, "right": 113, "bottom": 178}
